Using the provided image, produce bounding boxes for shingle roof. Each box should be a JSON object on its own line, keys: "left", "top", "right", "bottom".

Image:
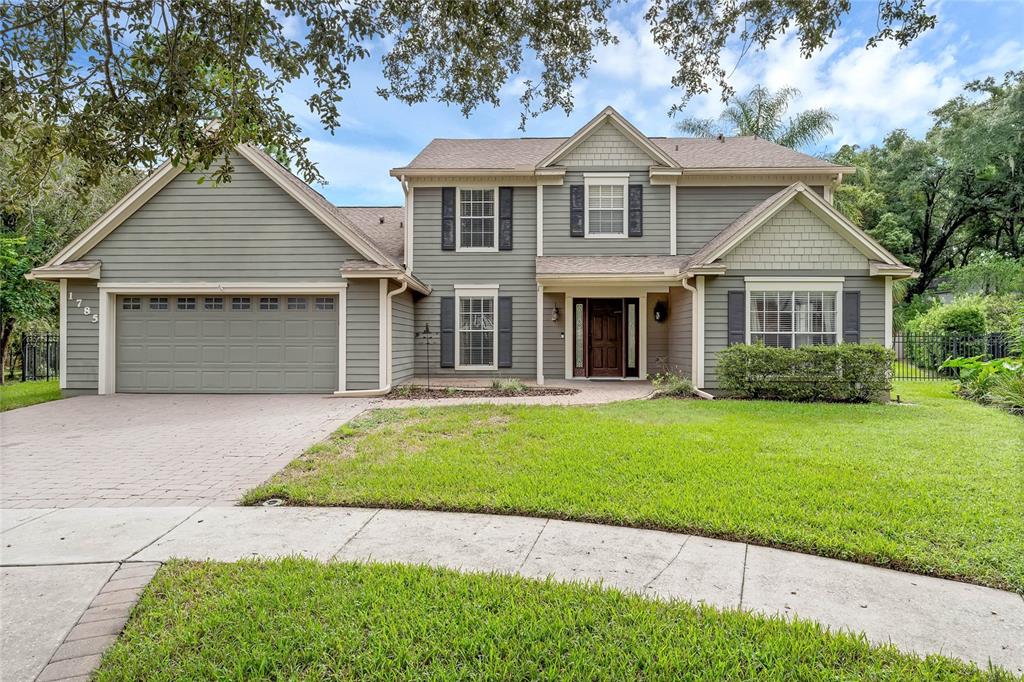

{"left": 335, "top": 206, "right": 405, "bottom": 263}
{"left": 536, "top": 255, "right": 689, "bottom": 276}
{"left": 398, "top": 136, "right": 837, "bottom": 171}
{"left": 688, "top": 185, "right": 796, "bottom": 266}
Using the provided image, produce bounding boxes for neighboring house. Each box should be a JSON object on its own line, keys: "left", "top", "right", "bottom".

{"left": 30, "top": 107, "right": 914, "bottom": 395}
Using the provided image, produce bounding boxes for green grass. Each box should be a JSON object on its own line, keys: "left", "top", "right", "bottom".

{"left": 0, "top": 379, "right": 61, "bottom": 411}
{"left": 246, "top": 382, "right": 1024, "bottom": 593}
{"left": 95, "top": 559, "right": 1009, "bottom": 681}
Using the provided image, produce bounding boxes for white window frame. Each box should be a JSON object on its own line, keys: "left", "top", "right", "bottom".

{"left": 454, "top": 284, "right": 499, "bottom": 371}
{"left": 584, "top": 173, "right": 629, "bottom": 239}
{"left": 455, "top": 186, "right": 499, "bottom": 252}
{"left": 744, "top": 277, "right": 844, "bottom": 347}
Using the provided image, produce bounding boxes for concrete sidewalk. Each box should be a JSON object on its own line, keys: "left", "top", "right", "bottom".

{"left": 2, "top": 506, "right": 1021, "bottom": 678}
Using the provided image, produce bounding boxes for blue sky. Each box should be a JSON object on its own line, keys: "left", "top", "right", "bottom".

{"left": 285, "top": 0, "right": 1024, "bottom": 206}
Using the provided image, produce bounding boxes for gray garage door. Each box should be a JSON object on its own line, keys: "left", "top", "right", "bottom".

{"left": 116, "top": 294, "right": 339, "bottom": 393}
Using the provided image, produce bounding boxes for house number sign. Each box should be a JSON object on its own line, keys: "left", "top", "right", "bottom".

{"left": 69, "top": 290, "right": 99, "bottom": 323}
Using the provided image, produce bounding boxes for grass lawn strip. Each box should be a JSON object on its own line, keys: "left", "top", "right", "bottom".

{"left": 95, "top": 559, "right": 1009, "bottom": 681}
{"left": 245, "top": 382, "right": 1024, "bottom": 593}
{"left": 0, "top": 379, "right": 62, "bottom": 411}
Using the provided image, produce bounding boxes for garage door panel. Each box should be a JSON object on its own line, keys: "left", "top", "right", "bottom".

{"left": 116, "top": 293, "right": 339, "bottom": 393}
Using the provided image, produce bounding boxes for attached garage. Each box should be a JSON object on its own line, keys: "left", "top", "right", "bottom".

{"left": 115, "top": 293, "right": 339, "bottom": 393}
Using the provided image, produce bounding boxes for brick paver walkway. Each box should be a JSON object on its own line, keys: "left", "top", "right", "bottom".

{"left": 0, "top": 394, "right": 368, "bottom": 508}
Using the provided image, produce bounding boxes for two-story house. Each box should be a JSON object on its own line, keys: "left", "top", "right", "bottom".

{"left": 31, "top": 107, "right": 914, "bottom": 395}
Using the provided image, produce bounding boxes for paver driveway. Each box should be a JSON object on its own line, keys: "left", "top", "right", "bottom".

{"left": 0, "top": 394, "right": 368, "bottom": 508}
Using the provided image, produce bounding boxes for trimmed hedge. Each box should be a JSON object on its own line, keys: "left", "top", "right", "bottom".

{"left": 719, "top": 343, "right": 893, "bottom": 403}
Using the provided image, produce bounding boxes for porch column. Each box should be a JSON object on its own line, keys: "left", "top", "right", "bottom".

{"left": 536, "top": 284, "right": 544, "bottom": 385}
{"left": 695, "top": 276, "right": 705, "bottom": 388}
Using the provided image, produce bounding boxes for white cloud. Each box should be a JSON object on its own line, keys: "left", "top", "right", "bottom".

{"left": 305, "top": 139, "right": 406, "bottom": 205}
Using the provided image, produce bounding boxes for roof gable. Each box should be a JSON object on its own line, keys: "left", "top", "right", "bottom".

{"left": 48, "top": 144, "right": 399, "bottom": 269}
{"left": 690, "top": 182, "right": 907, "bottom": 269}
{"left": 537, "top": 106, "right": 679, "bottom": 169}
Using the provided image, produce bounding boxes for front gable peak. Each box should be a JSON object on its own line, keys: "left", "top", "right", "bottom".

{"left": 536, "top": 106, "right": 679, "bottom": 169}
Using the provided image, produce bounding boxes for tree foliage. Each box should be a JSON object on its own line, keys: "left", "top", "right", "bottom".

{"left": 676, "top": 85, "right": 836, "bottom": 149}
{"left": 2, "top": 0, "right": 935, "bottom": 206}
{"left": 832, "top": 72, "right": 1024, "bottom": 295}
{"left": 0, "top": 144, "right": 138, "bottom": 380}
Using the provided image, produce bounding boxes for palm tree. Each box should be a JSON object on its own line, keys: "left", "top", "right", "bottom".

{"left": 677, "top": 85, "right": 836, "bottom": 150}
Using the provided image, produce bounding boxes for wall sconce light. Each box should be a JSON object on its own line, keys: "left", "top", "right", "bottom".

{"left": 653, "top": 300, "right": 669, "bottom": 323}
{"left": 551, "top": 306, "right": 560, "bottom": 323}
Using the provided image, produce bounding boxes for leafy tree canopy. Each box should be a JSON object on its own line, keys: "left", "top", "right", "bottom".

{"left": 2, "top": 0, "right": 935, "bottom": 206}
{"left": 832, "top": 71, "right": 1024, "bottom": 295}
{"left": 676, "top": 85, "right": 836, "bottom": 149}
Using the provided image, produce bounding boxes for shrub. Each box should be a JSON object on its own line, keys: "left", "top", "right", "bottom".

{"left": 491, "top": 377, "right": 527, "bottom": 394}
{"left": 649, "top": 372, "right": 694, "bottom": 398}
{"left": 904, "top": 297, "right": 989, "bottom": 368}
{"left": 719, "top": 343, "right": 893, "bottom": 403}
{"left": 941, "top": 356, "right": 1024, "bottom": 414}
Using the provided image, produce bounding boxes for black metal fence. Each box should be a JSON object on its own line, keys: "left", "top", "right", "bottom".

{"left": 892, "top": 331, "right": 1013, "bottom": 380}
{"left": 6, "top": 333, "right": 61, "bottom": 382}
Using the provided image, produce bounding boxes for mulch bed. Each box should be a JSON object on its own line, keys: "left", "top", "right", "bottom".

{"left": 384, "top": 386, "right": 580, "bottom": 400}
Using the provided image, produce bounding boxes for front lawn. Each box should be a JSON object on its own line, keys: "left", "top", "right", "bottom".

{"left": 95, "top": 559, "right": 1002, "bottom": 680}
{"left": 246, "top": 382, "right": 1024, "bottom": 593}
{"left": 0, "top": 379, "right": 62, "bottom": 411}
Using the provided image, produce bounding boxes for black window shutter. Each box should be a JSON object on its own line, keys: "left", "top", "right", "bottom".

{"left": 498, "top": 187, "right": 513, "bottom": 251}
{"left": 498, "top": 296, "right": 513, "bottom": 368}
{"left": 440, "top": 297, "right": 455, "bottom": 367}
{"left": 628, "top": 184, "right": 643, "bottom": 237}
{"left": 727, "top": 290, "right": 746, "bottom": 346}
{"left": 441, "top": 187, "right": 456, "bottom": 251}
{"left": 569, "top": 185, "right": 584, "bottom": 237}
{"left": 843, "top": 290, "right": 861, "bottom": 343}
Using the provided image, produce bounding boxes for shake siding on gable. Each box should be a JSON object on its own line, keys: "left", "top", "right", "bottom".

{"left": 544, "top": 171, "right": 669, "bottom": 255}
{"left": 84, "top": 153, "right": 358, "bottom": 281}
{"left": 412, "top": 186, "right": 537, "bottom": 378}
{"left": 65, "top": 280, "right": 100, "bottom": 391}
{"left": 556, "top": 122, "right": 659, "bottom": 167}
{"left": 346, "top": 279, "right": 380, "bottom": 390}
{"left": 721, "top": 202, "right": 867, "bottom": 270}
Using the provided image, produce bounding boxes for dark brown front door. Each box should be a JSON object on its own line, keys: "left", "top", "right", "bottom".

{"left": 588, "top": 299, "right": 623, "bottom": 377}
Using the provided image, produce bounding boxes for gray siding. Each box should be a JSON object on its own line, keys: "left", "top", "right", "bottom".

{"left": 65, "top": 280, "right": 100, "bottom": 391}
{"left": 413, "top": 186, "right": 537, "bottom": 378}
{"left": 544, "top": 171, "right": 670, "bottom": 255}
{"left": 391, "top": 288, "right": 415, "bottom": 385}
{"left": 667, "top": 286, "right": 692, "bottom": 378}
{"left": 677, "top": 186, "right": 787, "bottom": 256}
{"left": 721, "top": 200, "right": 868, "bottom": 270}
{"left": 346, "top": 279, "right": 380, "bottom": 390}
{"left": 85, "top": 153, "right": 358, "bottom": 281}
{"left": 542, "top": 292, "right": 565, "bottom": 380}
{"left": 647, "top": 294, "right": 670, "bottom": 375}
{"left": 703, "top": 271, "right": 884, "bottom": 389}
{"left": 555, "top": 121, "right": 659, "bottom": 167}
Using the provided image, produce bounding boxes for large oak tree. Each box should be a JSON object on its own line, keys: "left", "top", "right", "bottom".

{"left": 2, "top": 0, "right": 935, "bottom": 206}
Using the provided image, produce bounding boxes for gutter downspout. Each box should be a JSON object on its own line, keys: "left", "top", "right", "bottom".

{"left": 400, "top": 174, "right": 412, "bottom": 273}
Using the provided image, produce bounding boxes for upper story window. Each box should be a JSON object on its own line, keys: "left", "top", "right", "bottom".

{"left": 584, "top": 175, "right": 628, "bottom": 238}
{"left": 457, "top": 188, "right": 496, "bottom": 251}
{"left": 748, "top": 287, "right": 839, "bottom": 348}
